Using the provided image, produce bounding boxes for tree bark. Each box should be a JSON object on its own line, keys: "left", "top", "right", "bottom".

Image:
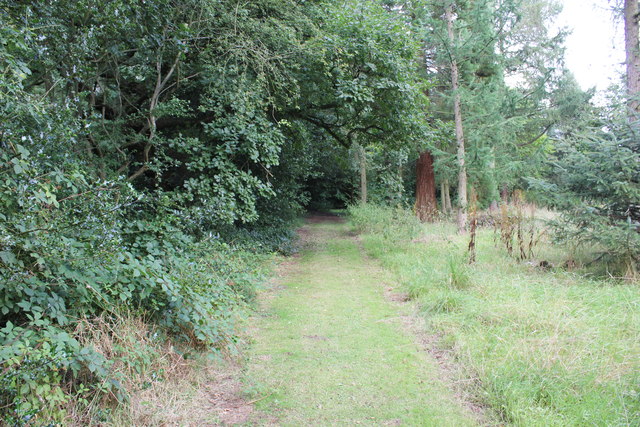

{"left": 446, "top": 2, "right": 468, "bottom": 233}
{"left": 357, "top": 144, "right": 367, "bottom": 204}
{"left": 398, "top": 163, "right": 405, "bottom": 202}
{"left": 440, "top": 181, "right": 447, "bottom": 213}
{"left": 500, "top": 184, "right": 509, "bottom": 203}
{"left": 128, "top": 54, "right": 180, "bottom": 182}
{"left": 625, "top": 0, "right": 640, "bottom": 118}
{"left": 444, "top": 179, "right": 452, "bottom": 213}
{"left": 415, "top": 151, "right": 437, "bottom": 221}
{"left": 488, "top": 147, "right": 499, "bottom": 211}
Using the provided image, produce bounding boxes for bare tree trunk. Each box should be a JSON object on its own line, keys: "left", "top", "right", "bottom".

{"left": 468, "top": 189, "right": 478, "bottom": 263}
{"left": 358, "top": 145, "right": 367, "bottom": 204}
{"left": 415, "top": 151, "right": 437, "bottom": 221}
{"left": 442, "top": 179, "right": 453, "bottom": 214}
{"left": 625, "top": 0, "right": 640, "bottom": 118}
{"left": 446, "top": 2, "right": 468, "bottom": 233}
{"left": 489, "top": 148, "right": 498, "bottom": 212}
{"left": 398, "top": 163, "right": 405, "bottom": 202}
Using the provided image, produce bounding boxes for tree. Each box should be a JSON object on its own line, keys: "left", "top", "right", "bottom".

{"left": 532, "top": 104, "right": 640, "bottom": 279}
{"left": 415, "top": 151, "right": 437, "bottom": 220}
{"left": 285, "top": 1, "right": 428, "bottom": 208}
{"left": 444, "top": 1, "right": 469, "bottom": 232}
{"left": 625, "top": 0, "right": 640, "bottom": 117}
{"left": 520, "top": 1, "right": 640, "bottom": 279}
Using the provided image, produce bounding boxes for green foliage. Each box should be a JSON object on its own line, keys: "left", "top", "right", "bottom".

{"left": 4, "top": 0, "right": 633, "bottom": 423}
{"left": 365, "top": 146, "right": 411, "bottom": 206}
{"left": 391, "top": 0, "right": 576, "bottom": 209}
{"left": 0, "top": 324, "right": 79, "bottom": 425}
{"left": 530, "top": 104, "right": 640, "bottom": 277}
{"left": 296, "top": 0, "right": 427, "bottom": 148}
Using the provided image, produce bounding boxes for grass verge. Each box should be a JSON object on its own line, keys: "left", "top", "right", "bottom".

{"left": 350, "top": 204, "right": 640, "bottom": 426}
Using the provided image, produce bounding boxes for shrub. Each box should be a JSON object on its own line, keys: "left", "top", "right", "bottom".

{"left": 0, "top": 135, "right": 268, "bottom": 423}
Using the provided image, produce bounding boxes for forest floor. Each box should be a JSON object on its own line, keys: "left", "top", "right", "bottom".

{"left": 229, "top": 215, "right": 482, "bottom": 426}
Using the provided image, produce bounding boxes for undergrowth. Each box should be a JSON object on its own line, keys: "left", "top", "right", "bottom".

{"left": 59, "top": 312, "right": 239, "bottom": 426}
{"left": 0, "top": 228, "right": 272, "bottom": 425}
{"left": 349, "top": 204, "right": 640, "bottom": 426}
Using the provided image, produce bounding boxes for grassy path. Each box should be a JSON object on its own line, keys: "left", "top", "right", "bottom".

{"left": 244, "top": 219, "right": 476, "bottom": 426}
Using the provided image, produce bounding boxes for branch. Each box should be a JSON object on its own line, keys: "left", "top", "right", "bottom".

{"left": 128, "top": 53, "right": 181, "bottom": 182}
{"left": 127, "top": 164, "right": 149, "bottom": 182}
{"left": 297, "top": 114, "right": 350, "bottom": 148}
{"left": 517, "top": 123, "right": 552, "bottom": 147}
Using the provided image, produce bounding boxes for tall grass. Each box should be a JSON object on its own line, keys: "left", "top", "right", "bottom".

{"left": 348, "top": 203, "right": 421, "bottom": 241}
{"left": 350, "top": 204, "right": 640, "bottom": 426}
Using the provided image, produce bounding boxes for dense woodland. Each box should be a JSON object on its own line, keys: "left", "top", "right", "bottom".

{"left": 0, "top": 0, "right": 639, "bottom": 424}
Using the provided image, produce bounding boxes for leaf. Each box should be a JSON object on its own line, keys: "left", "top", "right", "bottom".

{"left": 0, "top": 251, "right": 17, "bottom": 265}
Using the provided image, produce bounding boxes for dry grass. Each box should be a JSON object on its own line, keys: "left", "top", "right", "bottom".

{"left": 67, "top": 313, "right": 254, "bottom": 426}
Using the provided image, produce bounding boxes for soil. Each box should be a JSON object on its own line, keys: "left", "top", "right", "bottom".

{"left": 304, "top": 211, "right": 346, "bottom": 224}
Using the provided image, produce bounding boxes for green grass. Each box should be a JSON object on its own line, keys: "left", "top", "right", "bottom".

{"left": 351, "top": 205, "right": 640, "bottom": 426}
{"left": 245, "top": 222, "right": 475, "bottom": 426}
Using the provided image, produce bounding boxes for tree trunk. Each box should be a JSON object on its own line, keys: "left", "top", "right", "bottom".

{"left": 446, "top": 3, "right": 468, "bottom": 233}
{"left": 488, "top": 148, "right": 499, "bottom": 211}
{"left": 500, "top": 184, "right": 509, "bottom": 203}
{"left": 444, "top": 179, "right": 452, "bottom": 213}
{"left": 358, "top": 145, "right": 367, "bottom": 204}
{"left": 415, "top": 151, "right": 437, "bottom": 221}
{"left": 625, "top": 0, "right": 640, "bottom": 118}
{"left": 440, "top": 181, "right": 447, "bottom": 213}
{"left": 398, "top": 163, "right": 405, "bottom": 202}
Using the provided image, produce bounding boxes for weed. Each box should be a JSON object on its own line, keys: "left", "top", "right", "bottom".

{"left": 348, "top": 203, "right": 421, "bottom": 243}
{"left": 422, "top": 290, "right": 464, "bottom": 314}
{"left": 69, "top": 313, "right": 240, "bottom": 426}
{"left": 494, "top": 194, "right": 544, "bottom": 261}
{"left": 447, "top": 254, "right": 472, "bottom": 289}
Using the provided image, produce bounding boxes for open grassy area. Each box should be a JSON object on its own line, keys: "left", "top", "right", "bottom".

{"left": 244, "top": 219, "right": 476, "bottom": 425}
{"left": 351, "top": 205, "right": 640, "bottom": 426}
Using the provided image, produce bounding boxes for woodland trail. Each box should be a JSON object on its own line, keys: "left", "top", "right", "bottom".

{"left": 242, "top": 216, "right": 478, "bottom": 426}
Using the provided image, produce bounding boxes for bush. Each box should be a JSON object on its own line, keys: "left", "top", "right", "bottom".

{"left": 0, "top": 132, "right": 268, "bottom": 423}
{"left": 0, "top": 229, "right": 267, "bottom": 424}
{"left": 0, "top": 80, "right": 272, "bottom": 423}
